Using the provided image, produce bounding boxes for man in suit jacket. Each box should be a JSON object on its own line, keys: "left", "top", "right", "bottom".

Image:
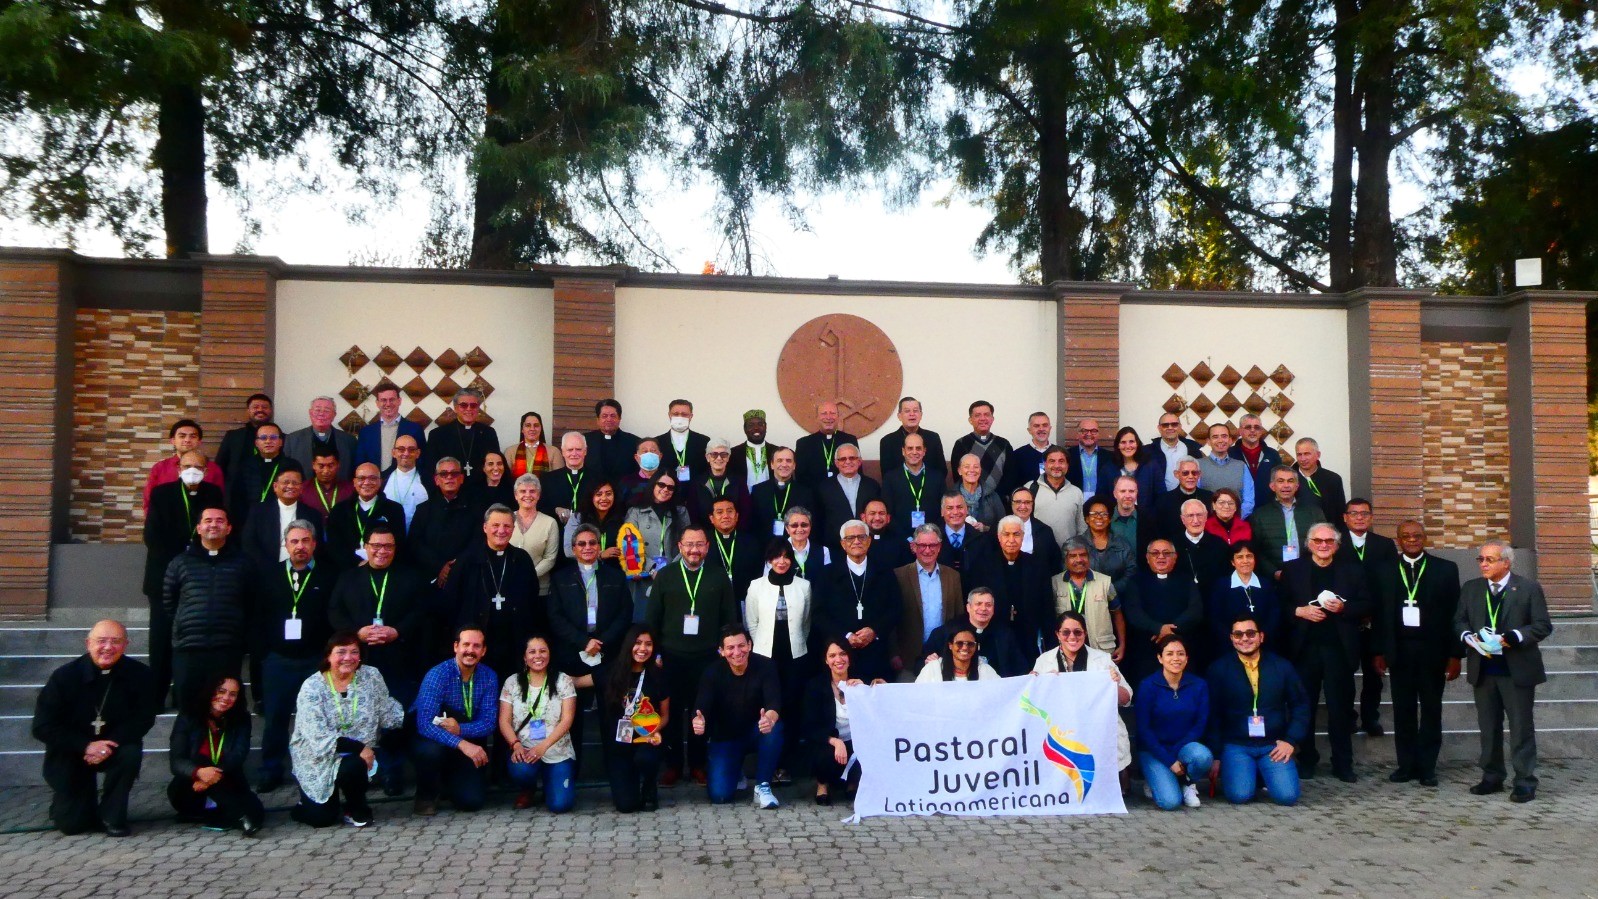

{"left": 964, "top": 516, "right": 1054, "bottom": 651}
{"left": 654, "top": 398, "right": 711, "bottom": 494}
{"left": 1143, "top": 412, "right": 1204, "bottom": 494}
{"left": 814, "top": 443, "right": 882, "bottom": 558}
{"left": 143, "top": 450, "right": 226, "bottom": 706}
{"left": 1373, "top": 520, "right": 1460, "bottom": 786}
{"left": 862, "top": 500, "right": 913, "bottom": 569}
{"left": 893, "top": 526, "right": 963, "bottom": 678}
{"left": 878, "top": 396, "right": 946, "bottom": 481}
{"left": 583, "top": 397, "right": 640, "bottom": 482}
{"left": 1249, "top": 464, "right": 1323, "bottom": 581}
{"left": 1153, "top": 457, "right": 1212, "bottom": 541}
{"left": 937, "top": 492, "right": 982, "bottom": 575}
{"left": 539, "top": 432, "right": 599, "bottom": 520}
{"left": 745, "top": 447, "right": 815, "bottom": 541}
{"left": 1064, "top": 418, "right": 1118, "bottom": 499}
{"left": 1454, "top": 539, "right": 1553, "bottom": 802}
{"left": 812, "top": 522, "right": 902, "bottom": 684}
{"left": 704, "top": 496, "right": 763, "bottom": 605}
{"left": 1292, "top": 438, "right": 1347, "bottom": 527}
{"left": 216, "top": 393, "right": 274, "bottom": 479}
{"left": 285, "top": 396, "right": 358, "bottom": 482}
{"left": 355, "top": 382, "right": 424, "bottom": 472}
{"left": 794, "top": 401, "right": 858, "bottom": 489}
{"left": 1120, "top": 539, "right": 1204, "bottom": 683}
{"left": 1279, "top": 523, "right": 1371, "bottom": 781}
{"left": 548, "top": 522, "right": 633, "bottom": 758}
{"left": 881, "top": 433, "right": 941, "bottom": 541}
{"left": 1336, "top": 497, "right": 1399, "bottom": 735}
{"left": 240, "top": 468, "right": 326, "bottom": 568}
{"left": 1228, "top": 413, "right": 1283, "bottom": 498}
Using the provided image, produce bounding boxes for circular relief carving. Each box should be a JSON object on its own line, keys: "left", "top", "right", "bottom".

{"left": 777, "top": 314, "right": 903, "bottom": 438}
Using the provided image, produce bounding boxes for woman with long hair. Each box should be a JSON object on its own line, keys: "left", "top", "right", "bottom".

{"left": 916, "top": 626, "right": 998, "bottom": 682}
{"left": 167, "top": 674, "right": 262, "bottom": 835}
{"left": 804, "top": 636, "right": 865, "bottom": 805}
{"left": 601, "top": 625, "right": 669, "bottom": 812}
{"left": 506, "top": 412, "right": 551, "bottom": 478}
{"left": 499, "top": 634, "right": 579, "bottom": 812}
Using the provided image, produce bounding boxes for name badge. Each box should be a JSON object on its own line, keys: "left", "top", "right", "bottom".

{"left": 909, "top": 511, "right": 926, "bottom": 528}
{"left": 1402, "top": 605, "right": 1421, "bottom": 628}
{"left": 676, "top": 466, "right": 691, "bottom": 482}
{"left": 1282, "top": 545, "right": 1299, "bottom": 562}
{"left": 527, "top": 719, "right": 548, "bottom": 741}
{"left": 355, "top": 547, "right": 368, "bottom": 561}
{"left": 371, "top": 617, "right": 384, "bottom": 627}
{"left": 827, "top": 471, "right": 835, "bottom": 478}
{"left": 616, "top": 719, "right": 635, "bottom": 743}
{"left": 284, "top": 618, "right": 303, "bottom": 641}
{"left": 587, "top": 603, "right": 599, "bottom": 628}
{"left": 772, "top": 519, "right": 785, "bottom": 536}
{"left": 682, "top": 614, "right": 701, "bottom": 636}
{"left": 1248, "top": 715, "right": 1266, "bottom": 738}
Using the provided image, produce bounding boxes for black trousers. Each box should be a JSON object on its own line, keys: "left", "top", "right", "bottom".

{"left": 1295, "top": 640, "right": 1355, "bottom": 772}
{"left": 812, "top": 737, "right": 854, "bottom": 785}
{"left": 1358, "top": 625, "right": 1384, "bottom": 728}
{"left": 291, "top": 754, "right": 371, "bottom": 827}
{"left": 171, "top": 648, "right": 242, "bottom": 712}
{"left": 144, "top": 592, "right": 173, "bottom": 706}
{"left": 662, "top": 651, "right": 711, "bottom": 773}
{"left": 167, "top": 773, "right": 265, "bottom": 827}
{"left": 1474, "top": 674, "right": 1538, "bottom": 790}
{"left": 43, "top": 743, "right": 143, "bottom": 834}
{"left": 604, "top": 738, "right": 661, "bottom": 812}
{"left": 1388, "top": 639, "right": 1447, "bottom": 778}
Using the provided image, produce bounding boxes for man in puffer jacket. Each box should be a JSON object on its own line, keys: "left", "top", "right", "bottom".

{"left": 163, "top": 505, "right": 255, "bottom": 710}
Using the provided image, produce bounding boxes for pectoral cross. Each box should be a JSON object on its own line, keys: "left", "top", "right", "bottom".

{"left": 856, "top": 601, "right": 864, "bottom": 619}
{"left": 92, "top": 716, "right": 105, "bottom": 735}
{"left": 492, "top": 594, "right": 506, "bottom": 611}
{"left": 464, "top": 462, "right": 474, "bottom": 477}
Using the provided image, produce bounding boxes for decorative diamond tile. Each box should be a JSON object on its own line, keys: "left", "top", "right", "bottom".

{"left": 1191, "top": 421, "right": 1211, "bottom": 441}
{"left": 1217, "top": 392, "right": 1242, "bottom": 415}
{"left": 464, "top": 346, "right": 493, "bottom": 370}
{"left": 1163, "top": 394, "right": 1186, "bottom": 414}
{"left": 466, "top": 375, "right": 494, "bottom": 399}
{"left": 373, "top": 345, "right": 403, "bottom": 374}
{"left": 1243, "top": 392, "right": 1268, "bottom": 414}
{"left": 339, "top": 411, "right": 366, "bottom": 435}
{"left": 338, "top": 379, "right": 366, "bottom": 406}
{"left": 1189, "top": 361, "right": 1214, "bottom": 387}
{"left": 1162, "top": 363, "right": 1187, "bottom": 389}
{"left": 1270, "top": 364, "right": 1294, "bottom": 389}
{"left": 405, "top": 346, "right": 433, "bottom": 373}
{"left": 435, "top": 407, "right": 457, "bottom": 427}
{"left": 372, "top": 378, "right": 398, "bottom": 397}
{"left": 1243, "top": 365, "right": 1269, "bottom": 388}
{"left": 1269, "top": 393, "right": 1295, "bottom": 416}
{"left": 1189, "top": 394, "right": 1215, "bottom": 416}
{"left": 434, "top": 348, "right": 463, "bottom": 376}
{"left": 406, "top": 407, "right": 433, "bottom": 427}
{"left": 1217, "top": 365, "right": 1242, "bottom": 389}
{"left": 339, "top": 346, "right": 370, "bottom": 371}
{"left": 479, "top": 411, "right": 495, "bottom": 426}
{"left": 1270, "top": 422, "right": 1294, "bottom": 445}
{"left": 401, "top": 376, "right": 431, "bottom": 401}
{"left": 433, "top": 375, "right": 460, "bottom": 401}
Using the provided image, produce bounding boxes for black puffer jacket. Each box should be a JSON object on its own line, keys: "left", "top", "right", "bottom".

{"left": 162, "top": 543, "right": 254, "bottom": 652}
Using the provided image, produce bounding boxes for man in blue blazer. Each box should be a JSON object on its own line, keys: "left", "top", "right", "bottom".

{"left": 1064, "top": 418, "right": 1119, "bottom": 499}
{"left": 355, "top": 382, "right": 425, "bottom": 472}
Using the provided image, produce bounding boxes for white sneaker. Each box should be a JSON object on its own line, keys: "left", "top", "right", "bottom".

{"left": 753, "top": 782, "right": 779, "bottom": 809}
{"left": 1182, "top": 783, "right": 1202, "bottom": 808}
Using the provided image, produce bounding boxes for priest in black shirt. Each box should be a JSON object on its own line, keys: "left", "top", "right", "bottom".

{"left": 143, "top": 449, "right": 225, "bottom": 706}
{"left": 449, "top": 505, "right": 542, "bottom": 678}
{"left": 705, "top": 496, "right": 762, "bottom": 604}
{"left": 423, "top": 388, "right": 501, "bottom": 482}
{"left": 794, "top": 401, "right": 858, "bottom": 488}
{"left": 325, "top": 462, "right": 408, "bottom": 574}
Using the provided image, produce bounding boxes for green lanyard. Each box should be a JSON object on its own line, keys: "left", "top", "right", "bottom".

{"left": 1398, "top": 558, "right": 1427, "bottom": 606}
{"left": 258, "top": 461, "right": 280, "bottom": 502}
{"left": 1302, "top": 472, "right": 1322, "bottom": 498}
{"left": 354, "top": 502, "right": 371, "bottom": 540}
{"left": 179, "top": 485, "right": 194, "bottom": 531}
{"left": 369, "top": 571, "right": 389, "bottom": 618}
{"left": 681, "top": 563, "right": 704, "bottom": 616}
{"left": 566, "top": 468, "right": 584, "bottom": 497}
{"left": 748, "top": 447, "right": 767, "bottom": 478}
{"left": 325, "top": 673, "right": 358, "bottom": 731}
{"left": 285, "top": 563, "right": 311, "bottom": 618}
{"left": 906, "top": 469, "right": 926, "bottom": 509}
{"left": 773, "top": 481, "right": 793, "bottom": 517}
{"left": 1353, "top": 543, "right": 1365, "bottom": 561}
{"left": 1485, "top": 584, "right": 1502, "bottom": 632}
{"left": 316, "top": 480, "right": 339, "bottom": 511}
{"left": 715, "top": 533, "right": 736, "bottom": 573}
{"left": 821, "top": 436, "right": 837, "bottom": 472}
{"left": 461, "top": 677, "right": 475, "bottom": 720}
{"left": 206, "top": 724, "right": 225, "bottom": 766}
{"left": 1066, "top": 579, "right": 1086, "bottom": 614}
{"left": 672, "top": 441, "right": 690, "bottom": 468}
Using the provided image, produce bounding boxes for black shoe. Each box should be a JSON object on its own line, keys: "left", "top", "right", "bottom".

{"left": 1334, "top": 769, "right": 1358, "bottom": 784}
{"left": 256, "top": 774, "right": 285, "bottom": 793}
{"left": 640, "top": 796, "right": 659, "bottom": 812}
{"left": 1510, "top": 785, "right": 1536, "bottom": 803}
{"left": 1297, "top": 763, "right": 1317, "bottom": 779}
{"left": 1387, "top": 769, "right": 1414, "bottom": 783}
{"left": 1418, "top": 776, "right": 1439, "bottom": 787}
{"left": 103, "top": 823, "right": 131, "bottom": 838}
{"left": 1469, "top": 780, "right": 1504, "bottom": 795}
{"left": 815, "top": 790, "right": 832, "bottom": 806}
{"left": 1363, "top": 723, "right": 1386, "bottom": 737}
{"left": 382, "top": 774, "right": 405, "bottom": 797}
{"left": 239, "top": 816, "right": 261, "bottom": 837}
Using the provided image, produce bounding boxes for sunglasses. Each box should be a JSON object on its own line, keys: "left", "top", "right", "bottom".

{"left": 951, "top": 641, "right": 978, "bottom": 649}
{"left": 1230, "top": 629, "right": 1260, "bottom": 639}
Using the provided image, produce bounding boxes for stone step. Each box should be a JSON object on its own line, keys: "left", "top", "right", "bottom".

{"left": 0, "top": 626, "right": 150, "bottom": 656}
{"left": 1313, "top": 727, "right": 1598, "bottom": 765}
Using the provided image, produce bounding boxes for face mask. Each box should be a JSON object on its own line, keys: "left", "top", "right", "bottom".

{"left": 669, "top": 416, "right": 690, "bottom": 433}
{"left": 639, "top": 452, "right": 661, "bottom": 472}
{"left": 179, "top": 467, "right": 206, "bottom": 486}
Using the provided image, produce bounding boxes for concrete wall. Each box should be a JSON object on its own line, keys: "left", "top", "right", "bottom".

{"left": 273, "top": 280, "right": 555, "bottom": 438}
{"left": 1118, "top": 303, "right": 1352, "bottom": 472}
{"left": 614, "top": 286, "right": 1059, "bottom": 458}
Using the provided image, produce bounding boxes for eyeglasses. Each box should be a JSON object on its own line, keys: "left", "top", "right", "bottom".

{"left": 841, "top": 534, "right": 869, "bottom": 542}
{"left": 707, "top": 452, "right": 730, "bottom": 459}
{"left": 1230, "top": 629, "right": 1260, "bottom": 639}
{"left": 912, "top": 542, "right": 941, "bottom": 550}
{"left": 455, "top": 402, "right": 480, "bottom": 409}
{"left": 1476, "top": 555, "right": 1502, "bottom": 563}
{"left": 789, "top": 522, "right": 810, "bottom": 529}
{"left": 1057, "top": 629, "right": 1085, "bottom": 637}
{"left": 392, "top": 446, "right": 418, "bottom": 454}
{"left": 1148, "top": 550, "right": 1175, "bottom": 557}
{"left": 1159, "top": 421, "right": 1180, "bottom": 428}
{"left": 257, "top": 434, "right": 282, "bottom": 442}
{"left": 951, "top": 641, "right": 978, "bottom": 649}
{"left": 1308, "top": 537, "right": 1337, "bottom": 545}
{"left": 367, "top": 542, "right": 396, "bottom": 552}
{"left": 354, "top": 475, "right": 380, "bottom": 482}
{"left": 437, "top": 470, "right": 463, "bottom": 478}
{"left": 1086, "top": 510, "right": 1110, "bottom": 518}
{"left": 573, "top": 540, "right": 600, "bottom": 548}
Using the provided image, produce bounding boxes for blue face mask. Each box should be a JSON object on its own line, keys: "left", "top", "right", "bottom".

{"left": 639, "top": 452, "right": 661, "bottom": 472}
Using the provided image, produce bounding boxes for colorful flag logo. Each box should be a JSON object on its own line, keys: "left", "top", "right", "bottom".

{"left": 1020, "top": 690, "right": 1096, "bottom": 802}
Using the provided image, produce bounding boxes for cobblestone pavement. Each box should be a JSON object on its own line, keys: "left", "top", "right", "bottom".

{"left": 1, "top": 759, "right": 1595, "bottom": 898}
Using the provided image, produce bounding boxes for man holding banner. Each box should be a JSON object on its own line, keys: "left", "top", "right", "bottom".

{"left": 841, "top": 665, "right": 1127, "bottom": 818}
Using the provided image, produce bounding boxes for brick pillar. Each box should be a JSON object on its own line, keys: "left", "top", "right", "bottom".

{"left": 1507, "top": 290, "right": 1595, "bottom": 611}
{"left": 551, "top": 276, "right": 617, "bottom": 437}
{"left": 0, "top": 250, "right": 74, "bottom": 617}
{"left": 1346, "top": 289, "right": 1428, "bottom": 534}
{"left": 196, "top": 257, "right": 279, "bottom": 441}
{"left": 1054, "top": 282, "right": 1127, "bottom": 443}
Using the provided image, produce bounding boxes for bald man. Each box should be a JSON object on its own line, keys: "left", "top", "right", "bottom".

{"left": 32, "top": 621, "right": 157, "bottom": 836}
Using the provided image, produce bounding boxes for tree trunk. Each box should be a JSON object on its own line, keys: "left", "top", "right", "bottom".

{"left": 468, "top": 52, "right": 519, "bottom": 270}
{"left": 1327, "top": 0, "right": 1358, "bottom": 291}
{"left": 155, "top": 83, "right": 208, "bottom": 258}
{"left": 1035, "top": 55, "right": 1073, "bottom": 283}
{"left": 1350, "top": 14, "right": 1398, "bottom": 289}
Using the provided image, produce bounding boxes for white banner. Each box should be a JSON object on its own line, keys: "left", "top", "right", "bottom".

{"left": 843, "top": 672, "right": 1126, "bottom": 818}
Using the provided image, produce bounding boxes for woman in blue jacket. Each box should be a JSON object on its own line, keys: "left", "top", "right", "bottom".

{"left": 1135, "top": 634, "right": 1212, "bottom": 810}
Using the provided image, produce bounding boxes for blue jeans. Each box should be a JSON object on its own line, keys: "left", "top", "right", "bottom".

{"left": 706, "top": 722, "right": 784, "bottom": 804}
{"left": 260, "top": 653, "right": 319, "bottom": 779}
{"left": 507, "top": 757, "right": 577, "bottom": 813}
{"left": 1138, "top": 743, "right": 1215, "bottom": 810}
{"left": 1219, "top": 742, "right": 1300, "bottom": 806}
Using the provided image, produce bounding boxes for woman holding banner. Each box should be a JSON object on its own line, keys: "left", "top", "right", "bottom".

{"left": 1031, "top": 611, "right": 1133, "bottom": 772}
{"left": 916, "top": 627, "right": 999, "bottom": 683}
{"left": 1134, "top": 634, "right": 1213, "bottom": 810}
{"left": 804, "top": 637, "right": 866, "bottom": 805}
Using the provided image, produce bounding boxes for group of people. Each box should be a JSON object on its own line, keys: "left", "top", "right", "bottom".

{"left": 31, "top": 390, "right": 1553, "bottom": 836}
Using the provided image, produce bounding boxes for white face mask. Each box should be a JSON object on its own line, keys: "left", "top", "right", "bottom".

{"left": 178, "top": 467, "right": 206, "bottom": 486}
{"left": 669, "top": 416, "right": 690, "bottom": 433}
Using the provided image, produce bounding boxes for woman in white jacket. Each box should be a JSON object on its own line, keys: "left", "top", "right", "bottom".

{"left": 745, "top": 539, "right": 812, "bottom": 783}
{"left": 1032, "top": 610, "right": 1134, "bottom": 772}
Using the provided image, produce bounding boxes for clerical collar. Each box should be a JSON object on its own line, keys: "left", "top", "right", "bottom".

{"left": 846, "top": 557, "right": 868, "bottom": 576}
{"left": 1156, "top": 573, "right": 1169, "bottom": 580}
{"left": 1402, "top": 553, "right": 1423, "bottom": 564}
{"left": 207, "top": 548, "right": 220, "bottom": 556}
{"left": 1186, "top": 532, "right": 1203, "bottom": 543}
{"left": 837, "top": 473, "right": 859, "bottom": 484}
{"left": 493, "top": 548, "right": 505, "bottom": 556}
{"left": 975, "top": 433, "right": 990, "bottom": 444}
{"left": 278, "top": 499, "right": 296, "bottom": 509}
{"left": 1350, "top": 532, "right": 1368, "bottom": 547}
{"left": 314, "top": 429, "right": 330, "bottom": 439}
{"left": 579, "top": 561, "right": 597, "bottom": 572}
{"left": 461, "top": 424, "right": 474, "bottom": 431}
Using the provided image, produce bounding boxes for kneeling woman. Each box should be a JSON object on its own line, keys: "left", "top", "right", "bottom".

{"left": 602, "top": 625, "right": 669, "bottom": 812}
{"left": 804, "top": 637, "right": 865, "bottom": 805}
{"left": 290, "top": 633, "right": 405, "bottom": 827}
{"left": 1134, "top": 634, "right": 1213, "bottom": 810}
{"left": 1032, "top": 611, "right": 1134, "bottom": 773}
{"left": 168, "top": 675, "right": 263, "bottom": 835}
{"left": 916, "top": 627, "right": 999, "bottom": 682}
{"left": 499, "top": 634, "right": 579, "bottom": 812}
